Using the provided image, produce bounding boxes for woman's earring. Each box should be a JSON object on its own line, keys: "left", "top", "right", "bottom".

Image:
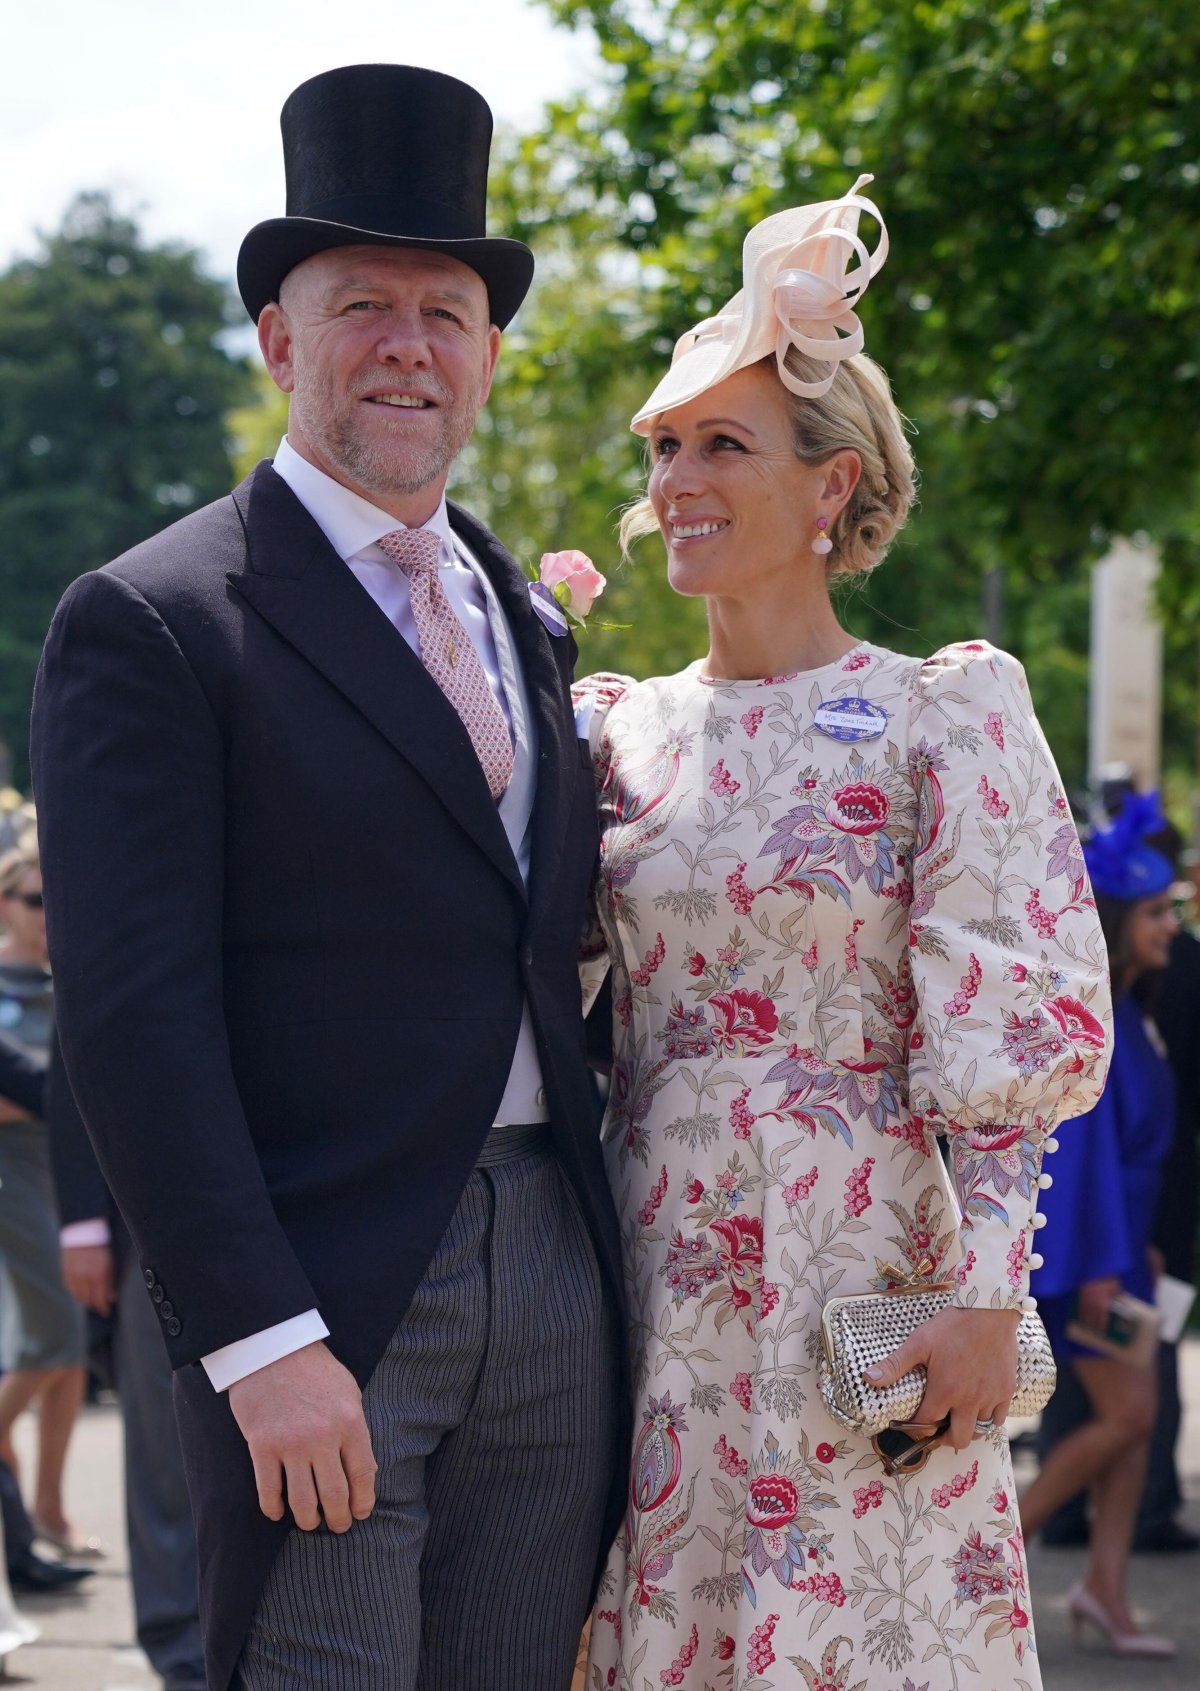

{"left": 811, "top": 515, "right": 833, "bottom": 556}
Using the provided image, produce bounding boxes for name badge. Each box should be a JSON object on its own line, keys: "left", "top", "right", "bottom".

{"left": 528, "top": 581, "right": 571, "bottom": 637}
{"left": 814, "top": 697, "right": 889, "bottom": 743}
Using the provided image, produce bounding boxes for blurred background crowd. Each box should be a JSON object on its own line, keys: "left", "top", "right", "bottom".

{"left": 1, "top": 0, "right": 1199, "bottom": 1682}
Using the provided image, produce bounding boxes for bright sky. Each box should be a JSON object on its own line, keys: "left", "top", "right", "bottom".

{"left": 0, "top": 0, "right": 599, "bottom": 286}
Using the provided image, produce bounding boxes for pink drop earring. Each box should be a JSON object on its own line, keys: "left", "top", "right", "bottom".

{"left": 812, "top": 515, "right": 833, "bottom": 556}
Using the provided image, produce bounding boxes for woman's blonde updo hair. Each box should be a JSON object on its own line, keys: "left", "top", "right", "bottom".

{"left": 620, "top": 348, "right": 916, "bottom": 579}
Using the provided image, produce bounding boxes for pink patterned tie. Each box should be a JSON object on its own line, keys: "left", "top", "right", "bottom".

{"left": 378, "top": 527, "right": 514, "bottom": 800}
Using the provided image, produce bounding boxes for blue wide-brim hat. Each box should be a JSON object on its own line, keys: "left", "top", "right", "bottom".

{"left": 237, "top": 65, "right": 534, "bottom": 330}
{"left": 1083, "top": 789, "right": 1175, "bottom": 902}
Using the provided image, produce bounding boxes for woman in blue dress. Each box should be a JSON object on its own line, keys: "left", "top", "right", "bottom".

{"left": 1022, "top": 793, "right": 1177, "bottom": 1657}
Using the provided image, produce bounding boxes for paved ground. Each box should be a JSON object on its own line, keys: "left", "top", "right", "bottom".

{"left": 3, "top": 1346, "right": 1199, "bottom": 1687}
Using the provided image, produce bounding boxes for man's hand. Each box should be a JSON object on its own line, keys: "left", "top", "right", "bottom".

{"left": 866, "top": 1306, "right": 1022, "bottom": 1452}
{"left": 228, "top": 1341, "right": 377, "bottom": 1533}
{"left": 61, "top": 1243, "right": 116, "bottom": 1316}
{"left": 0, "top": 1097, "right": 32, "bottom": 1125}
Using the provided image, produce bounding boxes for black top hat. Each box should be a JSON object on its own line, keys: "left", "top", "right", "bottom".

{"left": 237, "top": 65, "right": 534, "bottom": 329}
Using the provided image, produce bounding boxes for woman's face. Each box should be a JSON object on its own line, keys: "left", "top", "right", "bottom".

{"left": 646, "top": 362, "right": 856, "bottom": 601}
{"left": 0, "top": 865, "right": 47, "bottom": 965}
{"left": 1125, "top": 892, "right": 1178, "bottom": 978}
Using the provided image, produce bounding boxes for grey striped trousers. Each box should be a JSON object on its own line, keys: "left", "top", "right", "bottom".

{"left": 235, "top": 1126, "right": 620, "bottom": 1690}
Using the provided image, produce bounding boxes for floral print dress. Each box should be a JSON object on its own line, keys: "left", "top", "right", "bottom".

{"left": 574, "top": 640, "right": 1111, "bottom": 1691}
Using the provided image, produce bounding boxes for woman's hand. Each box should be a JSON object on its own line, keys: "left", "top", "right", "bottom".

{"left": 1078, "top": 1274, "right": 1122, "bottom": 1334}
{"left": 866, "top": 1306, "right": 1021, "bottom": 1452}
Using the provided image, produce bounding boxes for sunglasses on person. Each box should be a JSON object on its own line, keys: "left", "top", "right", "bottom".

{"left": 3, "top": 891, "right": 43, "bottom": 909}
{"left": 871, "top": 1416, "right": 951, "bottom": 1476}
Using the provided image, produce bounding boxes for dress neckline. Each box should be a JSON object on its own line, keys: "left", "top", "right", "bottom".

{"left": 691, "top": 640, "right": 876, "bottom": 689}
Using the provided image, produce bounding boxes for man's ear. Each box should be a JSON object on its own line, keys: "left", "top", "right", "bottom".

{"left": 478, "top": 324, "right": 503, "bottom": 406}
{"left": 258, "top": 303, "right": 296, "bottom": 395}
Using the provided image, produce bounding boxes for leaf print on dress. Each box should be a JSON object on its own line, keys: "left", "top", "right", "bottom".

{"left": 787, "top": 1635, "right": 868, "bottom": 1691}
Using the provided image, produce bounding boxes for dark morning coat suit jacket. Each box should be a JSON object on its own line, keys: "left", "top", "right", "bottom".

{"left": 31, "top": 461, "right": 626, "bottom": 1690}
{"left": 46, "top": 1032, "right": 119, "bottom": 1238}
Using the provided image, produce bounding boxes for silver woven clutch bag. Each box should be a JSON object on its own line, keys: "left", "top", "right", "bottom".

{"left": 818, "top": 1281, "right": 1057, "bottom": 1438}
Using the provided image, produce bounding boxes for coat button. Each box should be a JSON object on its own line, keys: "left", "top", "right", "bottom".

{"left": 523, "top": 945, "right": 534, "bottom": 967}
{"left": 166, "top": 1318, "right": 182, "bottom": 1337}
{"left": 152, "top": 1285, "right": 165, "bottom": 1304}
{"left": 144, "top": 1269, "right": 156, "bottom": 1289}
{"left": 159, "top": 1301, "right": 174, "bottom": 1319}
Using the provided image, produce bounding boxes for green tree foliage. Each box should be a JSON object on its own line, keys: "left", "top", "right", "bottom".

{"left": 448, "top": 0, "right": 1200, "bottom": 792}
{"left": 0, "top": 193, "right": 252, "bottom": 784}
{"left": 229, "top": 363, "right": 289, "bottom": 480}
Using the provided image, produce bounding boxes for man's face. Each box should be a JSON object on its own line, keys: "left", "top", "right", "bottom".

{"left": 259, "top": 245, "right": 501, "bottom": 517}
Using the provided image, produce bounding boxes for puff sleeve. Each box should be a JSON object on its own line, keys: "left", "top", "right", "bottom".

{"left": 904, "top": 642, "right": 1113, "bottom": 1310}
{"left": 572, "top": 671, "right": 635, "bottom": 1015}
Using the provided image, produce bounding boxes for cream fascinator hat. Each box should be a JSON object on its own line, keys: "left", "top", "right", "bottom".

{"left": 630, "top": 174, "right": 888, "bottom": 436}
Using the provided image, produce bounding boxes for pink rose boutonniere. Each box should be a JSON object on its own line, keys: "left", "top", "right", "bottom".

{"left": 528, "top": 549, "right": 620, "bottom": 635}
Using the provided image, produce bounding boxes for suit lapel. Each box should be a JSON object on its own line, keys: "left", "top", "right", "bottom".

{"left": 448, "top": 503, "right": 577, "bottom": 921}
{"left": 228, "top": 464, "right": 523, "bottom": 897}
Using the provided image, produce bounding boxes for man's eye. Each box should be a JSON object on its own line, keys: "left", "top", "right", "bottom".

{"left": 427, "top": 307, "right": 462, "bottom": 324}
{"left": 346, "top": 300, "right": 381, "bottom": 312}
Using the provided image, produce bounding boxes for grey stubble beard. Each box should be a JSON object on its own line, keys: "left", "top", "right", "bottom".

{"left": 294, "top": 369, "right": 484, "bottom": 502}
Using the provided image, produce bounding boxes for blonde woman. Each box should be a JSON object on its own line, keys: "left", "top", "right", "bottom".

{"left": 576, "top": 179, "right": 1112, "bottom": 1690}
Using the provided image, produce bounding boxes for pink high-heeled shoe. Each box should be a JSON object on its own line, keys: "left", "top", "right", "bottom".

{"left": 1067, "top": 1584, "right": 1175, "bottom": 1658}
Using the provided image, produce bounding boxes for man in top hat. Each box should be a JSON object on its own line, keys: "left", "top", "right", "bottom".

{"left": 32, "top": 64, "right": 624, "bottom": 1691}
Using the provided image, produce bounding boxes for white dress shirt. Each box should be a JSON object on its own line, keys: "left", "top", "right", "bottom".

{"left": 64, "top": 438, "right": 551, "bottom": 1392}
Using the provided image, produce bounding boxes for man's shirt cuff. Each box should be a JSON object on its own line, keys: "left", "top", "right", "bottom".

{"left": 60, "top": 1218, "right": 111, "bottom": 1248}
{"left": 201, "top": 1309, "right": 330, "bottom": 1392}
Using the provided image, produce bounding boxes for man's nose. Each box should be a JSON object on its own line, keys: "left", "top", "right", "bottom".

{"left": 374, "top": 309, "right": 432, "bottom": 365}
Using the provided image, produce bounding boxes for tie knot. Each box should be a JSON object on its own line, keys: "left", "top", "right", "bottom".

{"left": 379, "top": 527, "right": 441, "bottom": 577}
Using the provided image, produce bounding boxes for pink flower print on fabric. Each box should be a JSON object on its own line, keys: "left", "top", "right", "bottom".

{"left": 659, "top": 1623, "right": 699, "bottom": 1686}
{"left": 746, "top": 1613, "right": 780, "bottom": 1675}
{"left": 714, "top": 1435, "right": 748, "bottom": 1477}
{"left": 380, "top": 528, "right": 513, "bottom": 799}
{"left": 1006, "top": 1229, "right": 1027, "bottom": 1289}
{"left": 932, "top": 1461, "right": 979, "bottom": 1509}
{"left": 944, "top": 953, "right": 983, "bottom": 1018}
{"left": 638, "top": 1165, "right": 669, "bottom": 1228}
{"left": 631, "top": 932, "right": 666, "bottom": 987}
{"left": 853, "top": 1479, "right": 884, "bottom": 1518}
{"left": 984, "top": 711, "right": 1005, "bottom": 750}
{"left": 844, "top": 1156, "right": 875, "bottom": 1217}
{"left": 709, "top": 758, "right": 741, "bottom": 796}
{"left": 795, "top": 1570, "right": 848, "bottom": 1605}
{"left": 725, "top": 861, "right": 756, "bottom": 913}
{"left": 977, "top": 774, "right": 1010, "bottom": 819}
{"left": 947, "top": 1529, "right": 1010, "bottom": 1606}
{"left": 784, "top": 1166, "right": 819, "bottom": 1204}
{"left": 730, "top": 1087, "right": 757, "bottom": 1139}
{"left": 1025, "top": 888, "right": 1059, "bottom": 938}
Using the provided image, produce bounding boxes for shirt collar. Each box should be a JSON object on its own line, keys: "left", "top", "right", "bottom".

{"left": 272, "top": 435, "right": 457, "bottom": 564}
